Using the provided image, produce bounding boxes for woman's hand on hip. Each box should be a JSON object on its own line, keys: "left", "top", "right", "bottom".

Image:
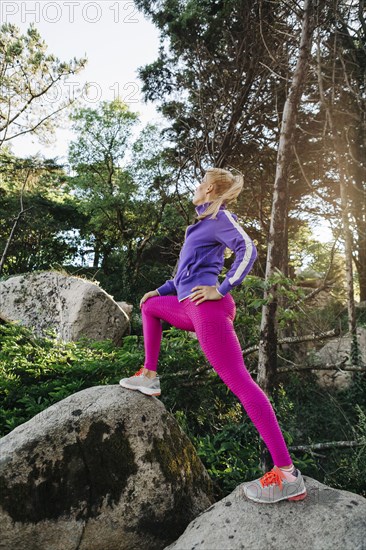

{"left": 189, "top": 285, "right": 223, "bottom": 305}
{"left": 140, "top": 290, "right": 159, "bottom": 308}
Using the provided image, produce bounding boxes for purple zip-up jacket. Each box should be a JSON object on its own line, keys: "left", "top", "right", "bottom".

{"left": 156, "top": 201, "right": 257, "bottom": 302}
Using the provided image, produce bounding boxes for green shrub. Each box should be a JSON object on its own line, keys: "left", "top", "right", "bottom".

{"left": 0, "top": 321, "right": 143, "bottom": 435}
{"left": 1, "top": 314, "right": 365, "bottom": 499}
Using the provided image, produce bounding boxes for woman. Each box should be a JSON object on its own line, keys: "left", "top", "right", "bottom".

{"left": 119, "top": 167, "right": 307, "bottom": 504}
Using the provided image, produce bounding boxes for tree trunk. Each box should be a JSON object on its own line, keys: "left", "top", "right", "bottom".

{"left": 315, "top": 37, "right": 358, "bottom": 361}
{"left": 93, "top": 244, "right": 100, "bottom": 269}
{"left": 335, "top": 13, "right": 366, "bottom": 301}
{"left": 257, "top": 0, "right": 316, "bottom": 472}
{"left": 350, "top": 117, "right": 366, "bottom": 301}
{"left": 257, "top": 0, "right": 316, "bottom": 395}
{"left": 338, "top": 145, "right": 357, "bottom": 339}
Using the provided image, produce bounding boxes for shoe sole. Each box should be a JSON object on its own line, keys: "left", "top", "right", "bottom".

{"left": 288, "top": 490, "right": 307, "bottom": 501}
{"left": 119, "top": 380, "right": 161, "bottom": 396}
{"left": 244, "top": 489, "right": 307, "bottom": 503}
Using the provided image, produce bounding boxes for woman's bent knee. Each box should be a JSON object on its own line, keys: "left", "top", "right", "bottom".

{"left": 141, "top": 296, "right": 159, "bottom": 313}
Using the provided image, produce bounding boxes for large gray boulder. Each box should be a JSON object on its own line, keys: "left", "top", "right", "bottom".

{"left": 0, "top": 271, "right": 131, "bottom": 345}
{"left": 0, "top": 386, "right": 215, "bottom": 550}
{"left": 311, "top": 326, "right": 366, "bottom": 390}
{"left": 165, "top": 476, "right": 366, "bottom": 550}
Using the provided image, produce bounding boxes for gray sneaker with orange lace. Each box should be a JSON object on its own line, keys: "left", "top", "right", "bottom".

{"left": 241, "top": 465, "right": 307, "bottom": 503}
{"left": 119, "top": 367, "right": 161, "bottom": 396}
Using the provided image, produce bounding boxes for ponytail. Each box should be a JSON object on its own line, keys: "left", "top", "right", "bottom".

{"left": 195, "top": 167, "right": 244, "bottom": 221}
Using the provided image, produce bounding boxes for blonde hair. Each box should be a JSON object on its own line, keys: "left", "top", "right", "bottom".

{"left": 195, "top": 167, "right": 244, "bottom": 221}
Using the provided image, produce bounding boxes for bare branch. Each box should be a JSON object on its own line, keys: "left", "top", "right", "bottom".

{"left": 289, "top": 440, "right": 365, "bottom": 452}
{"left": 0, "top": 169, "right": 33, "bottom": 274}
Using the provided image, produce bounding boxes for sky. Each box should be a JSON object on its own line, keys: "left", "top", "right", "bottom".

{"left": 1, "top": 0, "right": 163, "bottom": 161}
{"left": 1, "top": 0, "right": 334, "bottom": 247}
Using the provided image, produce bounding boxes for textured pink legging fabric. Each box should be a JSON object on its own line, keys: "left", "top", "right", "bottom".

{"left": 141, "top": 293, "right": 292, "bottom": 467}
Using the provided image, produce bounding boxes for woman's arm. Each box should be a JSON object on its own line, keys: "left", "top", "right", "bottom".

{"left": 155, "top": 278, "right": 177, "bottom": 296}
{"left": 215, "top": 211, "right": 257, "bottom": 297}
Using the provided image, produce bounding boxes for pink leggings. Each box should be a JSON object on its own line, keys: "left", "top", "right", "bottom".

{"left": 141, "top": 293, "right": 292, "bottom": 467}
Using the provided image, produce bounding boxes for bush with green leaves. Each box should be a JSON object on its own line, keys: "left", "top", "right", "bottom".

{"left": 0, "top": 321, "right": 138, "bottom": 434}
{"left": 1, "top": 282, "right": 365, "bottom": 498}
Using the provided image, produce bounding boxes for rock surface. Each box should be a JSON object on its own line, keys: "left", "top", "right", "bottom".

{"left": 312, "top": 327, "right": 366, "bottom": 390}
{"left": 0, "top": 385, "right": 215, "bottom": 550}
{"left": 165, "top": 476, "right": 366, "bottom": 550}
{"left": 0, "top": 271, "right": 130, "bottom": 345}
{"left": 116, "top": 301, "right": 133, "bottom": 319}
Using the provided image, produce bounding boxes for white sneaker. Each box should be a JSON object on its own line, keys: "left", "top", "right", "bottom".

{"left": 241, "top": 465, "right": 307, "bottom": 503}
{"left": 119, "top": 367, "right": 161, "bottom": 396}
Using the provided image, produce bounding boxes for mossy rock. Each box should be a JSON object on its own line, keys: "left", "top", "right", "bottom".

{"left": 0, "top": 385, "right": 215, "bottom": 550}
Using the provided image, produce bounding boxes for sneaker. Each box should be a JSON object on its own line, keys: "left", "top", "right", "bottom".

{"left": 119, "top": 367, "right": 161, "bottom": 396}
{"left": 241, "top": 465, "right": 307, "bottom": 504}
